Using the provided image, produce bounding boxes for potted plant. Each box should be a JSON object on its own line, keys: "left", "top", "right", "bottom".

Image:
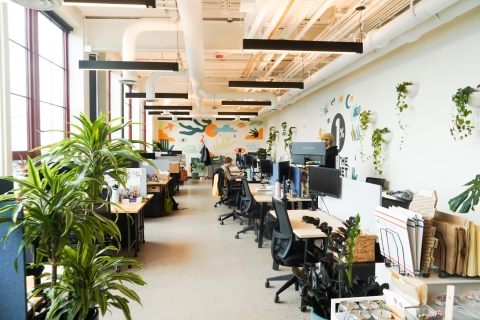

{"left": 448, "top": 174, "right": 480, "bottom": 213}
{"left": 359, "top": 110, "right": 376, "bottom": 161}
{"left": 294, "top": 214, "right": 388, "bottom": 319}
{"left": 256, "top": 148, "right": 267, "bottom": 160}
{"left": 371, "top": 128, "right": 392, "bottom": 176}
{"left": 266, "top": 126, "right": 278, "bottom": 154}
{"left": 281, "top": 122, "right": 296, "bottom": 151}
{"left": 396, "top": 82, "right": 416, "bottom": 149}
{"left": 450, "top": 85, "right": 480, "bottom": 140}
{"left": 0, "top": 113, "right": 153, "bottom": 319}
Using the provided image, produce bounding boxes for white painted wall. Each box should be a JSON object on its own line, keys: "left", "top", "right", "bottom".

{"left": 265, "top": 7, "right": 480, "bottom": 223}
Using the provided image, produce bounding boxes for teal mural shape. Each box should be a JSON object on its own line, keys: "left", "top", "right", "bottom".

{"left": 245, "top": 143, "right": 261, "bottom": 150}
{"left": 351, "top": 167, "right": 358, "bottom": 180}
{"left": 331, "top": 97, "right": 335, "bottom": 105}
{"left": 182, "top": 145, "right": 198, "bottom": 153}
{"left": 179, "top": 119, "right": 212, "bottom": 135}
{"left": 213, "top": 124, "right": 237, "bottom": 133}
{"left": 320, "top": 102, "right": 329, "bottom": 117}
{"left": 352, "top": 104, "right": 361, "bottom": 118}
{"left": 345, "top": 94, "right": 352, "bottom": 109}
{"left": 327, "top": 118, "right": 331, "bottom": 123}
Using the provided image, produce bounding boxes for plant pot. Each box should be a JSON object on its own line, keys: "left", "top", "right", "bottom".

{"left": 405, "top": 83, "right": 419, "bottom": 98}
{"left": 33, "top": 308, "right": 99, "bottom": 320}
{"left": 311, "top": 308, "right": 328, "bottom": 320}
{"left": 468, "top": 91, "right": 480, "bottom": 108}
{"left": 191, "top": 172, "right": 199, "bottom": 179}
{"left": 383, "top": 131, "right": 394, "bottom": 143}
{"left": 368, "top": 112, "right": 378, "bottom": 124}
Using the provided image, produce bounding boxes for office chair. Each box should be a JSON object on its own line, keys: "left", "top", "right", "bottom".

{"left": 265, "top": 197, "right": 306, "bottom": 309}
{"left": 366, "top": 177, "right": 385, "bottom": 189}
{"left": 217, "top": 169, "right": 244, "bottom": 225}
{"left": 235, "top": 178, "right": 262, "bottom": 240}
{"left": 213, "top": 168, "right": 228, "bottom": 208}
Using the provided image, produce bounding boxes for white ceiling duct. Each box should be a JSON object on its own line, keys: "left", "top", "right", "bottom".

{"left": 119, "top": 18, "right": 181, "bottom": 84}
{"left": 273, "top": 0, "right": 477, "bottom": 113}
{"left": 10, "top": 0, "right": 61, "bottom": 10}
{"left": 145, "top": 70, "right": 189, "bottom": 102}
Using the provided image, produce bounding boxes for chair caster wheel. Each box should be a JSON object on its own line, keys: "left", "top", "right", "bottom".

{"left": 255, "top": 238, "right": 259, "bottom": 242}
{"left": 265, "top": 281, "right": 269, "bottom": 288}
{"left": 220, "top": 221, "right": 224, "bottom": 225}
{"left": 274, "top": 295, "right": 279, "bottom": 303}
{"left": 218, "top": 217, "right": 221, "bottom": 221}
{"left": 214, "top": 205, "right": 217, "bottom": 208}
{"left": 235, "top": 235, "right": 239, "bottom": 239}
{"left": 300, "top": 306, "right": 306, "bottom": 312}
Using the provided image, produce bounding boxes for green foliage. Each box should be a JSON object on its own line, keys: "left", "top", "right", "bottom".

{"left": 449, "top": 174, "right": 480, "bottom": 213}
{"left": 396, "top": 82, "right": 412, "bottom": 149}
{"left": 281, "top": 122, "right": 295, "bottom": 151}
{"left": 359, "top": 110, "right": 372, "bottom": 162}
{"left": 371, "top": 127, "right": 390, "bottom": 176}
{"left": 35, "top": 244, "right": 145, "bottom": 320}
{"left": 153, "top": 139, "right": 173, "bottom": 151}
{"left": 266, "top": 126, "right": 278, "bottom": 153}
{"left": 256, "top": 148, "right": 267, "bottom": 159}
{"left": 450, "top": 85, "right": 479, "bottom": 140}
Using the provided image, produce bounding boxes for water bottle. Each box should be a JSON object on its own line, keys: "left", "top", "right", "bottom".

{"left": 274, "top": 179, "right": 281, "bottom": 198}
{"left": 111, "top": 184, "right": 119, "bottom": 204}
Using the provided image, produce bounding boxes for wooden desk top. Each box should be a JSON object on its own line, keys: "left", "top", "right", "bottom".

{"left": 252, "top": 191, "right": 310, "bottom": 203}
{"left": 147, "top": 178, "right": 170, "bottom": 185}
{"left": 111, "top": 200, "right": 148, "bottom": 214}
{"left": 146, "top": 194, "right": 154, "bottom": 200}
{"left": 270, "top": 209, "right": 344, "bottom": 239}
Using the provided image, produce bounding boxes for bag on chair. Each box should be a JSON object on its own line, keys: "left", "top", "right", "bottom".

{"left": 163, "top": 186, "right": 174, "bottom": 214}
{"left": 263, "top": 213, "right": 278, "bottom": 240}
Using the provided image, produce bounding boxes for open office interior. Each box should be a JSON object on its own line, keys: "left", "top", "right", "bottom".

{"left": 0, "top": 0, "right": 480, "bottom": 319}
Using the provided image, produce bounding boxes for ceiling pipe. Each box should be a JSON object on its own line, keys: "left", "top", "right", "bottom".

{"left": 273, "top": 0, "right": 468, "bottom": 112}
{"left": 145, "top": 70, "right": 189, "bottom": 102}
{"left": 199, "top": 88, "right": 278, "bottom": 110}
{"left": 119, "top": 18, "right": 181, "bottom": 84}
{"left": 246, "top": 0, "right": 271, "bottom": 39}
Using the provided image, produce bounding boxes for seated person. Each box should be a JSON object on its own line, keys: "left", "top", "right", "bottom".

{"left": 221, "top": 157, "right": 244, "bottom": 182}
{"left": 320, "top": 132, "right": 338, "bottom": 169}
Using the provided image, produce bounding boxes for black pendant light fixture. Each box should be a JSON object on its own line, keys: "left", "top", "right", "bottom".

{"left": 144, "top": 106, "right": 193, "bottom": 110}
{"left": 221, "top": 100, "right": 271, "bottom": 106}
{"left": 126, "top": 93, "right": 188, "bottom": 99}
{"left": 64, "top": 0, "right": 156, "bottom": 8}
{"left": 243, "top": 39, "right": 363, "bottom": 54}
{"left": 229, "top": 80, "right": 303, "bottom": 90}
{"left": 79, "top": 60, "right": 178, "bottom": 71}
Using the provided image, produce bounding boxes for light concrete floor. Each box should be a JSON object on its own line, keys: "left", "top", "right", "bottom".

{"left": 101, "top": 178, "right": 311, "bottom": 320}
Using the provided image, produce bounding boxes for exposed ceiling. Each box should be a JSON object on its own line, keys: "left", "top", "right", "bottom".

{"left": 75, "top": 0, "right": 419, "bottom": 118}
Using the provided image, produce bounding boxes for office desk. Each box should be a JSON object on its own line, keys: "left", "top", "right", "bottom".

{"left": 147, "top": 179, "right": 170, "bottom": 217}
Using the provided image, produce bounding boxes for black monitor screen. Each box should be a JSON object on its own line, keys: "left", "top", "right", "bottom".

{"left": 308, "top": 166, "right": 340, "bottom": 198}
{"left": 259, "top": 159, "right": 272, "bottom": 175}
{"left": 141, "top": 152, "right": 156, "bottom": 159}
{"left": 243, "top": 155, "right": 254, "bottom": 168}
{"left": 0, "top": 178, "right": 14, "bottom": 195}
{"left": 277, "top": 161, "right": 290, "bottom": 183}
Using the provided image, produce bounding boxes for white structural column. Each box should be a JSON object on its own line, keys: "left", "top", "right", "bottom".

{"left": 0, "top": 3, "right": 12, "bottom": 176}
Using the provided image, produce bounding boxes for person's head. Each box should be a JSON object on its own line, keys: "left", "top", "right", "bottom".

{"left": 320, "top": 133, "right": 335, "bottom": 149}
{"left": 224, "top": 156, "right": 233, "bottom": 167}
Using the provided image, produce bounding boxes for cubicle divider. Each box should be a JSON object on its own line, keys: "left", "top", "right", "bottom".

{"left": 289, "top": 166, "right": 303, "bottom": 199}
{"left": 320, "top": 178, "right": 382, "bottom": 235}
{"left": 0, "top": 201, "right": 28, "bottom": 320}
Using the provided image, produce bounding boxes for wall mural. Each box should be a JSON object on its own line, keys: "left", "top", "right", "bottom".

{"left": 155, "top": 119, "right": 265, "bottom": 161}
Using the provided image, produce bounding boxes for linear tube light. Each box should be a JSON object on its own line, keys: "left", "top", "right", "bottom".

{"left": 228, "top": 81, "right": 303, "bottom": 90}
{"left": 217, "top": 112, "right": 258, "bottom": 116}
{"left": 157, "top": 117, "right": 192, "bottom": 121}
{"left": 63, "top": 0, "right": 155, "bottom": 8}
{"left": 144, "top": 106, "right": 193, "bottom": 110}
{"left": 221, "top": 100, "right": 271, "bottom": 106}
{"left": 148, "top": 111, "right": 190, "bottom": 115}
{"left": 243, "top": 39, "right": 363, "bottom": 54}
{"left": 79, "top": 60, "right": 178, "bottom": 71}
{"left": 216, "top": 118, "right": 251, "bottom": 121}
{"left": 126, "top": 93, "right": 188, "bottom": 99}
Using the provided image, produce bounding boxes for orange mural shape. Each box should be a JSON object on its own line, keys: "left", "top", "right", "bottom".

{"left": 158, "top": 129, "right": 175, "bottom": 142}
{"left": 205, "top": 123, "right": 219, "bottom": 137}
{"left": 245, "top": 128, "right": 263, "bottom": 139}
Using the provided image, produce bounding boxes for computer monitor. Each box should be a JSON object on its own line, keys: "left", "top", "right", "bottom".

{"left": 259, "top": 159, "right": 272, "bottom": 183}
{"left": 141, "top": 152, "right": 156, "bottom": 160}
{"left": 308, "top": 166, "right": 340, "bottom": 198}
{"left": 290, "top": 142, "right": 326, "bottom": 165}
{"left": 0, "top": 178, "right": 14, "bottom": 196}
{"left": 243, "top": 155, "right": 254, "bottom": 168}
{"left": 277, "top": 160, "right": 290, "bottom": 184}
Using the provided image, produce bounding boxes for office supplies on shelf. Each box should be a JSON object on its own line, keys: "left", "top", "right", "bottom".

{"left": 390, "top": 269, "right": 428, "bottom": 306}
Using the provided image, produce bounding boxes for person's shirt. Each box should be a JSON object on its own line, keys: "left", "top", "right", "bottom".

{"left": 221, "top": 164, "right": 242, "bottom": 181}
{"left": 322, "top": 146, "right": 338, "bottom": 169}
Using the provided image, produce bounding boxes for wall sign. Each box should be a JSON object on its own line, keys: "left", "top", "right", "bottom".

{"left": 339, "top": 156, "right": 349, "bottom": 178}
{"left": 331, "top": 113, "right": 345, "bottom": 153}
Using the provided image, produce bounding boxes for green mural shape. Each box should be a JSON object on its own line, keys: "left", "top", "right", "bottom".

{"left": 179, "top": 119, "right": 212, "bottom": 135}
{"left": 351, "top": 167, "right": 358, "bottom": 180}
{"left": 249, "top": 121, "right": 263, "bottom": 126}
{"left": 346, "top": 94, "right": 352, "bottom": 109}
{"left": 214, "top": 134, "right": 236, "bottom": 150}
{"left": 182, "top": 145, "right": 199, "bottom": 153}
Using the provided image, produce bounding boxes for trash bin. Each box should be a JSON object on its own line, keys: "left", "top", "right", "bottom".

{"left": 191, "top": 172, "right": 199, "bottom": 179}
{"left": 207, "top": 165, "right": 214, "bottom": 179}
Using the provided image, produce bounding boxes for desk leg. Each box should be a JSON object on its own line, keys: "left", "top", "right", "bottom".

{"left": 134, "top": 213, "right": 139, "bottom": 256}
{"left": 127, "top": 214, "right": 132, "bottom": 269}
{"left": 140, "top": 206, "right": 145, "bottom": 244}
{"left": 258, "top": 202, "right": 267, "bottom": 248}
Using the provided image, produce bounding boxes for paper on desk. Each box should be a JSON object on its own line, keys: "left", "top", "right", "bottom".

{"left": 389, "top": 207, "right": 418, "bottom": 274}
{"left": 390, "top": 269, "right": 428, "bottom": 306}
{"left": 375, "top": 206, "right": 415, "bottom": 276}
{"left": 467, "top": 222, "right": 477, "bottom": 276}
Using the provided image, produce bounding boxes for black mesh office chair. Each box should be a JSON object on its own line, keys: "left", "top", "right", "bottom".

{"left": 217, "top": 169, "right": 244, "bottom": 225}
{"left": 213, "top": 168, "right": 228, "bottom": 208}
{"left": 265, "top": 197, "right": 306, "bottom": 307}
{"left": 235, "top": 178, "right": 262, "bottom": 240}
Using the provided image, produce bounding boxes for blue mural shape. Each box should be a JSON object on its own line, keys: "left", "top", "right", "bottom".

{"left": 213, "top": 125, "right": 237, "bottom": 133}
{"left": 352, "top": 104, "right": 361, "bottom": 118}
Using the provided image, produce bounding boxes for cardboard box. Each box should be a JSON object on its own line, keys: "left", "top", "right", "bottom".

{"left": 169, "top": 161, "right": 180, "bottom": 173}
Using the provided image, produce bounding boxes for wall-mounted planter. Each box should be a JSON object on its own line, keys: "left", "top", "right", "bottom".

{"left": 368, "top": 112, "right": 378, "bottom": 124}
{"left": 383, "top": 131, "right": 394, "bottom": 143}
{"left": 468, "top": 91, "right": 480, "bottom": 108}
{"left": 405, "top": 83, "right": 419, "bottom": 98}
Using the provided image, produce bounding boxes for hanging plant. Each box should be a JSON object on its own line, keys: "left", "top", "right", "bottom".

{"left": 371, "top": 127, "right": 390, "bottom": 176}
{"left": 359, "top": 110, "right": 374, "bottom": 161}
{"left": 266, "top": 126, "right": 278, "bottom": 153}
{"left": 281, "top": 121, "right": 295, "bottom": 151}
{"left": 450, "top": 85, "right": 479, "bottom": 140}
{"left": 396, "top": 82, "right": 413, "bottom": 149}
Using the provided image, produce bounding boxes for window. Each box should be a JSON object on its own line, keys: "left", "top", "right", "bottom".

{"left": 7, "top": 3, "right": 69, "bottom": 159}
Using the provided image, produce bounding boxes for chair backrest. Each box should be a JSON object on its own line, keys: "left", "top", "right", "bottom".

{"left": 366, "top": 177, "right": 385, "bottom": 189}
{"left": 240, "top": 178, "right": 256, "bottom": 213}
{"left": 271, "top": 197, "right": 294, "bottom": 261}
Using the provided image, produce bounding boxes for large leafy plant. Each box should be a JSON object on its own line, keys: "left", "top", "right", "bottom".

{"left": 281, "top": 121, "right": 295, "bottom": 151}
{"left": 266, "top": 126, "right": 278, "bottom": 154}
{"left": 450, "top": 85, "right": 479, "bottom": 140}
{"left": 449, "top": 174, "right": 480, "bottom": 213}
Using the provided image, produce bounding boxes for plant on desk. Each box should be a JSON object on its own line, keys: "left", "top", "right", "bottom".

{"left": 293, "top": 214, "right": 388, "bottom": 319}
{"left": 0, "top": 113, "right": 154, "bottom": 320}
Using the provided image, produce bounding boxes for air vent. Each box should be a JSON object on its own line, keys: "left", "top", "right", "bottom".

{"left": 119, "top": 77, "right": 140, "bottom": 85}
{"left": 11, "top": 0, "right": 61, "bottom": 10}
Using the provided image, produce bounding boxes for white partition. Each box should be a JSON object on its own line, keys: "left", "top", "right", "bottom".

{"left": 318, "top": 177, "right": 381, "bottom": 235}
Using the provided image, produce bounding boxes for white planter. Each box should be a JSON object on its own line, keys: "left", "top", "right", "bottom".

{"left": 383, "top": 131, "right": 394, "bottom": 143}
{"left": 368, "top": 112, "right": 378, "bottom": 124}
{"left": 291, "top": 127, "right": 298, "bottom": 133}
{"left": 468, "top": 91, "right": 480, "bottom": 108}
{"left": 405, "top": 83, "right": 419, "bottom": 98}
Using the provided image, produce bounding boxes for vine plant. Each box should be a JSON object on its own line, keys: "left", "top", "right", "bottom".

{"left": 281, "top": 121, "right": 295, "bottom": 151}
{"left": 371, "top": 127, "right": 390, "bottom": 176}
{"left": 359, "top": 110, "right": 373, "bottom": 162}
{"left": 396, "top": 82, "right": 412, "bottom": 149}
{"left": 266, "top": 126, "right": 278, "bottom": 154}
{"left": 450, "top": 85, "right": 479, "bottom": 140}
